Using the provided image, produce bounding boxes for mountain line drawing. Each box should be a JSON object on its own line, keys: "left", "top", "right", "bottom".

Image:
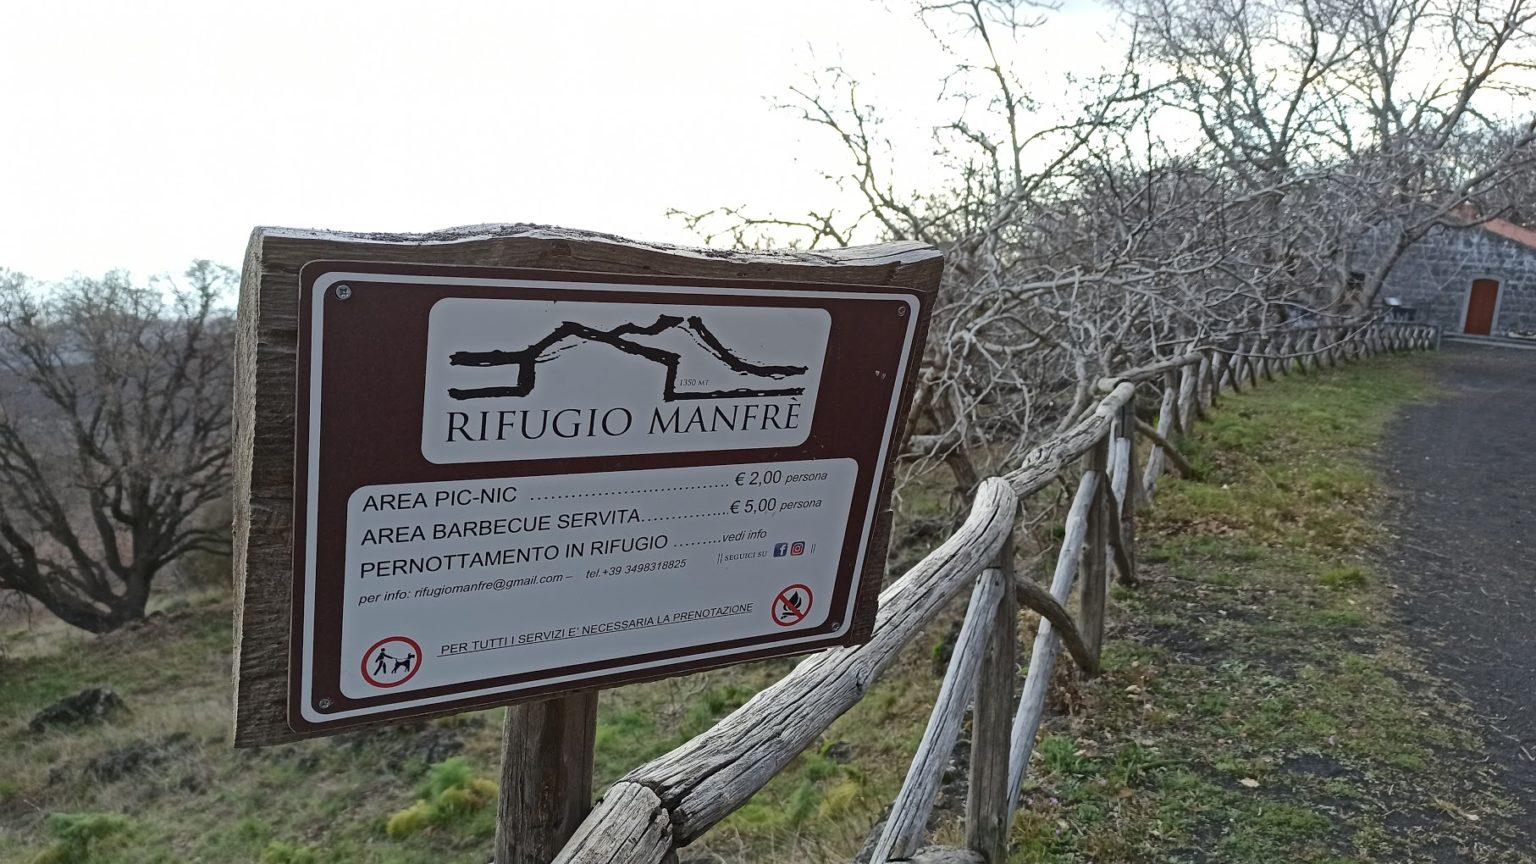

{"left": 446, "top": 315, "right": 809, "bottom": 402}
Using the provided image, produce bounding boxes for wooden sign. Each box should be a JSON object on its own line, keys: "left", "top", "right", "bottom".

{"left": 232, "top": 225, "right": 941, "bottom": 745}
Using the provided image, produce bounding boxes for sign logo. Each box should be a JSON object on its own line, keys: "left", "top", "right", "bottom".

{"left": 446, "top": 315, "right": 808, "bottom": 402}
{"left": 423, "top": 299, "right": 831, "bottom": 463}
{"left": 790, "top": 541, "right": 806, "bottom": 556}
{"left": 360, "top": 636, "right": 423, "bottom": 689}
{"left": 772, "top": 584, "right": 813, "bottom": 627}
{"left": 774, "top": 542, "right": 790, "bottom": 557}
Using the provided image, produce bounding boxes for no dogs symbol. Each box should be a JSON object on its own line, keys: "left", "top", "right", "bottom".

{"left": 772, "top": 584, "right": 813, "bottom": 627}
{"left": 361, "top": 636, "right": 423, "bottom": 688}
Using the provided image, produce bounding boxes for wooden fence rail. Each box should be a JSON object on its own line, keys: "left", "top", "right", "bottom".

{"left": 552, "top": 320, "right": 1439, "bottom": 864}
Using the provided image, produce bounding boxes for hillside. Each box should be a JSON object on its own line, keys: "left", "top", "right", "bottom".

{"left": 1, "top": 354, "right": 1530, "bottom": 863}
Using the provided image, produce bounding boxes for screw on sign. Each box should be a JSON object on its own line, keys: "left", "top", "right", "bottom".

{"left": 772, "top": 584, "right": 813, "bottom": 627}
{"left": 361, "top": 636, "right": 423, "bottom": 688}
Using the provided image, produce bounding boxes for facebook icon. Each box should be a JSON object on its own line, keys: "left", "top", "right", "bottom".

{"left": 773, "top": 543, "right": 790, "bottom": 557}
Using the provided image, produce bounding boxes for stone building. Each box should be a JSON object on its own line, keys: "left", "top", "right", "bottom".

{"left": 1354, "top": 213, "right": 1536, "bottom": 337}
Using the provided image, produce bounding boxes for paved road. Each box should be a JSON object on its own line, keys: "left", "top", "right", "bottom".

{"left": 1383, "top": 342, "right": 1536, "bottom": 838}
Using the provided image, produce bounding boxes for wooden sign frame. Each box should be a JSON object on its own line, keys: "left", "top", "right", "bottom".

{"left": 232, "top": 224, "right": 941, "bottom": 746}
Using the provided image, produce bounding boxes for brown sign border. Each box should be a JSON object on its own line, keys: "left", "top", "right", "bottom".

{"left": 292, "top": 264, "right": 922, "bottom": 733}
{"left": 232, "top": 225, "right": 942, "bottom": 747}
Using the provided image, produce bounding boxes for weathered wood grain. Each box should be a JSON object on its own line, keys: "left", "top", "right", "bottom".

{"left": 496, "top": 691, "right": 599, "bottom": 864}
{"left": 607, "top": 479, "right": 1019, "bottom": 848}
{"left": 1002, "top": 383, "right": 1131, "bottom": 498}
{"left": 1207, "top": 351, "right": 1225, "bottom": 405}
{"left": 1012, "top": 572, "right": 1096, "bottom": 675}
{"left": 232, "top": 224, "right": 943, "bottom": 747}
{"left": 1140, "top": 379, "right": 1179, "bottom": 503}
{"left": 542, "top": 319, "right": 1436, "bottom": 861}
{"left": 1225, "top": 339, "right": 1246, "bottom": 392}
{"left": 874, "top": 568, "right": 1006, "bottom": 861}
{"left": 1175, "top": 365, "right": 1198, "bottom": 435}
{"left": 967, "top": 543, "right": 1017, "bottom": 864}
{"left": 1194, "top": 354, "right": 1213, "bottom": 420}
{"left": 903, "top": 847, "right": 988, "bottom": 864}
{"left": 1078, "top": 440, "right": 1110, "bottom": 663}
{"left": 1135, "top": 418, "right": 1195, "bottom": 479}
{"left": 1095, "top": 352, "right": 1201, "bottom": 392}
{"left": 1103, "top": 399, "right": 1138, "bottom": 586}
{"left": 1006, "top": 467, "right": 1098, "bottom": 808}
{"left": 1103, "top": 488, "right": 1137, "bottom": 590}
{"left": 551, "top": 782, "right": 671, "bottom": 864}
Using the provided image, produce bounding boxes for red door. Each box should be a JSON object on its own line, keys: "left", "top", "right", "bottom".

{"left": 1464, "top": 279, "right": 1500, "bottom": 335}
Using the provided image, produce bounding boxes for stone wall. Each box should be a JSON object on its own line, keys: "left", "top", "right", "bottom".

{"left": 1353, "top": 222, "right": 1536, "bottom": 335}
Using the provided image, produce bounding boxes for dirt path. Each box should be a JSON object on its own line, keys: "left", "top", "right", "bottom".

{"left": 1383, "top": 342, "right": 1536, "bottom": 841}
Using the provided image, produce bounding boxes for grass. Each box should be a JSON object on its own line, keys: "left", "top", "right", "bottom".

{"left": 1003, "top": 354, "right": 1532, "bottom": 862}
{"left": 0, "top": 578, "right": 950, "bottom": 863}
{"left": 1, "top": 352, "right": 1527, "bottom": 862}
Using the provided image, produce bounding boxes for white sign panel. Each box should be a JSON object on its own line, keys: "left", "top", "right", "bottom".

{"left": 323, "top": 458, "right": 856, "bottom": 716}
{"left": 422, "top": 299, "right": 830, "bottom": 463}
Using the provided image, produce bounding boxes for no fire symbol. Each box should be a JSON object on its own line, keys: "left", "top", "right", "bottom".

{"left": 772, "top": 584, "right": 813, "bottom": 627}
{"left": 361, "top": 636, "right": 423, "bottom": 688}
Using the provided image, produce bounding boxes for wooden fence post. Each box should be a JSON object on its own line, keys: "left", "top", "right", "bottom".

{"left": 1176, "top": 365, "right": 1199, "bottom": 433}
{"left": 1198, "top": 352, "right": 1210, "bottom": 415}
{"left": 495, "top": 691, "right": 600, "bottom": 864}
{"left": 875, "top": 566, "right": 1008, "bottom": 861}
{"left": 1079, "top": 437, "right": 1110, "bottom": 661}
{"left": 1114, "top": 397, "right": 1138, "bottom": 585}
{"left": 1140, "top": 377, "right": 1178, "bottom": 505}
{"left": 967, "top": 533, "right": 1018, "bottom": 864}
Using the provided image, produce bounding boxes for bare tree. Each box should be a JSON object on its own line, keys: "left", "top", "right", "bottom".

{"left": 0, "top": 262, "right": 233, "bottom": 633}
{"left": 676, "top": 0, "right": 1536, "bottom": 514}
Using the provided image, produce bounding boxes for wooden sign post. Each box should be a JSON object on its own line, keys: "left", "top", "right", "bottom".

{"left": 231, "top": 225, "right": 941, "bottom": 861}
{"left": 496, "top": 692, "right": 598, "bottom": 864}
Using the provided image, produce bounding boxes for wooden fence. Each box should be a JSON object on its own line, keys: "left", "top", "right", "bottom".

{"left": 550, "top": 320, "right": 1440, "bottom": 864}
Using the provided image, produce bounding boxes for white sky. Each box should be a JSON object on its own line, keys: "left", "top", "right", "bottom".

{"left": 0, "top": 0, "right": 1116, "bottom": 283}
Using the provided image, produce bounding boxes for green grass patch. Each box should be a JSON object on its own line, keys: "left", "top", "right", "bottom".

{"left": 1004, "top": 355, "right": 1531, "bottom": 862}
{"left": 1, "top": 354, "right": 1524, "bottom": 864}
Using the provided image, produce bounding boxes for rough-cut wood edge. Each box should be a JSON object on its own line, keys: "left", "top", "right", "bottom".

{"left": 614, "top": 479, "right": 1018, "bottom": 847}
{"left": 552, "top": 782, "right": 671, "bottom": 864}
{"left": 255, "top": 223, "right": 941, "bottom": 269}
{"left": 231, "top": 224, "right": 944, "bottom": 747}
{"left": 875, "top": 569, "right": 1006, "bottom": 861}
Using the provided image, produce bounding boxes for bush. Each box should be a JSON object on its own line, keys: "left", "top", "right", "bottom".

{"left": 30, "top": 812, "right": 134, "bottom": 864}
{"left": 385, "top": 757, "right": 498, "bottom": 839}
